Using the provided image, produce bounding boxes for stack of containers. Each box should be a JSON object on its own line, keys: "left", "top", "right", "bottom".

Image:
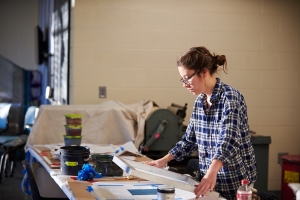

{"left": 63, "top": 114, "right": 82, "bottom": 146}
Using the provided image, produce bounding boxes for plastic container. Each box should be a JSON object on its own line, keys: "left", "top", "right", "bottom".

{"left": 63, "top": 135, "right": 82, "bottom": 146}
{"left": 281, "top": 155, "right": 300, "bottom": 200}
{"left": 157, "top": 185, "right": 175, "bottom": 200}
{"left": 236, "top": 179, "right": 252, "bottom": 200}
{"left": 60, "top": 146, "right": 90, "bottom": 175}
{"left": 65, "top": 125, "right": 82, "bottom": 136}
{"left": 65, "top": 114, "right": 82, "bottom": 126}
{"left": 91, "top": 154, "right": 123, "bottom": 176}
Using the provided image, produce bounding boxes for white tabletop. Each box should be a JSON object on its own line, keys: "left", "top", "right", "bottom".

{"left": 27, "top": 144, "right": 223, "bottom": 200}
{"left": 27, "top": 145, "right": 76, "bottom": 199}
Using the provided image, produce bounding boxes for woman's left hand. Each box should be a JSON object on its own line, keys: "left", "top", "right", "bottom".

{"left": 143, "top": 159, "right": 166, "bottom": 168}
{"left": 194, "top": 172, "right": 216, "bottom": 198}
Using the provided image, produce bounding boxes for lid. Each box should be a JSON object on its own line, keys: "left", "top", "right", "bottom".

{"left": 157, "top": 185, "right": 175, "bottom": 193}
{"left": 65, "top": 113, "right": 82, "bottom": 119}
{"left": 65, "top": 125, "right": 82, "bottom": 129}
{"left": 241, "top": 179, "right": 249, "bottom": 185}
{"left": 91, "top": 154, "right": 113, "bottom": 161}
{"left": 281, "top": 155, "right": 300, "bottom": 163}
{"left": 60, "top": 145, "right": 89, "bottom": 153}
{"left": 251, "top": 135, "right": 271, "bottom": 144}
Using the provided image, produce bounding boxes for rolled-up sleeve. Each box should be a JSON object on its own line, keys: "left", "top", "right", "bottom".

{"left": 169, "top": 120, "right": 198, "bottom": 161}
{"left": 213, "top": 104, "right": 242, "bottom": 166}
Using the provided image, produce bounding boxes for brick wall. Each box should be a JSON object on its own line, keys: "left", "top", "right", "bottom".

{"left": 71, "top": 0, "right": 300, "bottom": 190}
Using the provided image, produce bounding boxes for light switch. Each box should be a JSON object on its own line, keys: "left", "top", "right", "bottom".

{"left": 99, "top": 86, "right": 106, "bottom": 98}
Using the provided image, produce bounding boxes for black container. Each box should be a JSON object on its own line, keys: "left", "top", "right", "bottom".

{"left": 60, "top": 146, "right": 90, "bottom": 176}
{"left": 157, "top": 185, "right": 175, "bottom": 200}
{"left": 91, "top": 154, "right": 123, "bottom": 176}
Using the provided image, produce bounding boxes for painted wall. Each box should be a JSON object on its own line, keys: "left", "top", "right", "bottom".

{"left": 71, "top": 0, "right": 300, "bottom": 191}
{"left": 0, "top": 0, "right": 39, "bottom": 70}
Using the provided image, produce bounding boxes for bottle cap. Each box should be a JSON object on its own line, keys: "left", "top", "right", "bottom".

{"left": 241, "top": 179, "right": 249, "bottom": 185}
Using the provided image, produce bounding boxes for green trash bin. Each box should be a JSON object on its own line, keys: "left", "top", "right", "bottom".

{"left": 251, "top": 134, "right": 271, "bottom": 192}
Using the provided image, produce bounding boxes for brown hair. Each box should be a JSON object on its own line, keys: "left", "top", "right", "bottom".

{"left": 177, "top": 46, "right": 227, "bottom": 75}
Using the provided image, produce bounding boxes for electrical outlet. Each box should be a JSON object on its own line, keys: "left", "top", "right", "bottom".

{"left": 99, "top": 86, "right": 106, "bottom": 98}
{"left": 278, "top": 152, "right": 288, "bottom": 164}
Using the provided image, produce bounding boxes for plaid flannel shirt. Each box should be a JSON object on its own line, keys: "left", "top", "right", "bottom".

{"left": 169, "top": 78, "right": 257, "bottom": 200}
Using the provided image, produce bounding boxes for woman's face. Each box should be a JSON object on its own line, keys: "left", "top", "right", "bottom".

{"left": 178, "top": 66, "right": 206, "bottom": 95}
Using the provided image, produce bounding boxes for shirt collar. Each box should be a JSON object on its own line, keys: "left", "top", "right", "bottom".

{"left": 199, "top": 78, "right": 223, "bottom": 103}
{"left": 210, "top": 78, "right": 223, "bottom": 102}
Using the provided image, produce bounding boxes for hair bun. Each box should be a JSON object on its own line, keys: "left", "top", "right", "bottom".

{"left": 214, "top": 55, "right": 226, "bottom": 66}
{"left": 178, "top": 46, "right": 227, "bottom": 74}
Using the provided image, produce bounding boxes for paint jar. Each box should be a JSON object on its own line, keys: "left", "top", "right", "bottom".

{"left": 63, "top": 135, "right": 82, "bottom": 146}
{"left": 64, "top": 125, "right": 82, "bottom": 136}
{"left": 65, "top": 113, "right": 82, "bottom": 126}
{"left": 157, "top": 185, "right": 175, "bottom": 200}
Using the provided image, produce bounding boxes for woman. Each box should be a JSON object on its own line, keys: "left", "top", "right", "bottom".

{"left": 145, "top": 46, "right": 257, "bottom": 200}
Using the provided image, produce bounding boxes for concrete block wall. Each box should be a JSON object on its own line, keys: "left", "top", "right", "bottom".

{"left": 71, "top": 0, "right": 300, "bottom": 191}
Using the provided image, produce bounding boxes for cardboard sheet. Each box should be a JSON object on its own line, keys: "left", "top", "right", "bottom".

{"left": 32, "top": 145, "right": 60, "bottom": 168}
{"left": 67, "top": 178, "right": 95, "bottom": 200}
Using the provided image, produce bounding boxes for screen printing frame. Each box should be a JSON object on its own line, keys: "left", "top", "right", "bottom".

{"left": 112, "top": 155, "right": 199, "bottom": 192}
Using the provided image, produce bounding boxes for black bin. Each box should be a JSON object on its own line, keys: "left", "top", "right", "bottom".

{"left": 60, "top": 146, "right": 90, "bottom": 176}
{"left": 251, "top": 134, "right": 271, "bottom": 192}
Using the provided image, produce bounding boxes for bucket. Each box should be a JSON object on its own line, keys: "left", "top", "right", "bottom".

{"left": 60, "top": 146, "right": 90, "bottom": 176}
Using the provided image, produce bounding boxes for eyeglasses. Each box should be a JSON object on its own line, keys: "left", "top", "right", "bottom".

{"left": 180, "top": 70, "right": 199, "bottom": 85}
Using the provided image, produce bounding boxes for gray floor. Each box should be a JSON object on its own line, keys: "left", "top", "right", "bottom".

{"left": 0, "top": 159, "right": 33, "bottom": 200}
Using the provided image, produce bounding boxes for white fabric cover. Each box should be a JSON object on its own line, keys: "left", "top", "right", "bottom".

{"left": 26, "top": 100, "right": 155, "bottom": 148}
{"left": 289, "top": 183, "right": 300, "bottom": 200}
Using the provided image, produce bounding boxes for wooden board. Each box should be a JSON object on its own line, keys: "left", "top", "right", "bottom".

{"left": 67, "top": 178, "right": 95, "bottom": 200}
{"left": 32, "top": 146, "right": 60, "bottom": 168}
